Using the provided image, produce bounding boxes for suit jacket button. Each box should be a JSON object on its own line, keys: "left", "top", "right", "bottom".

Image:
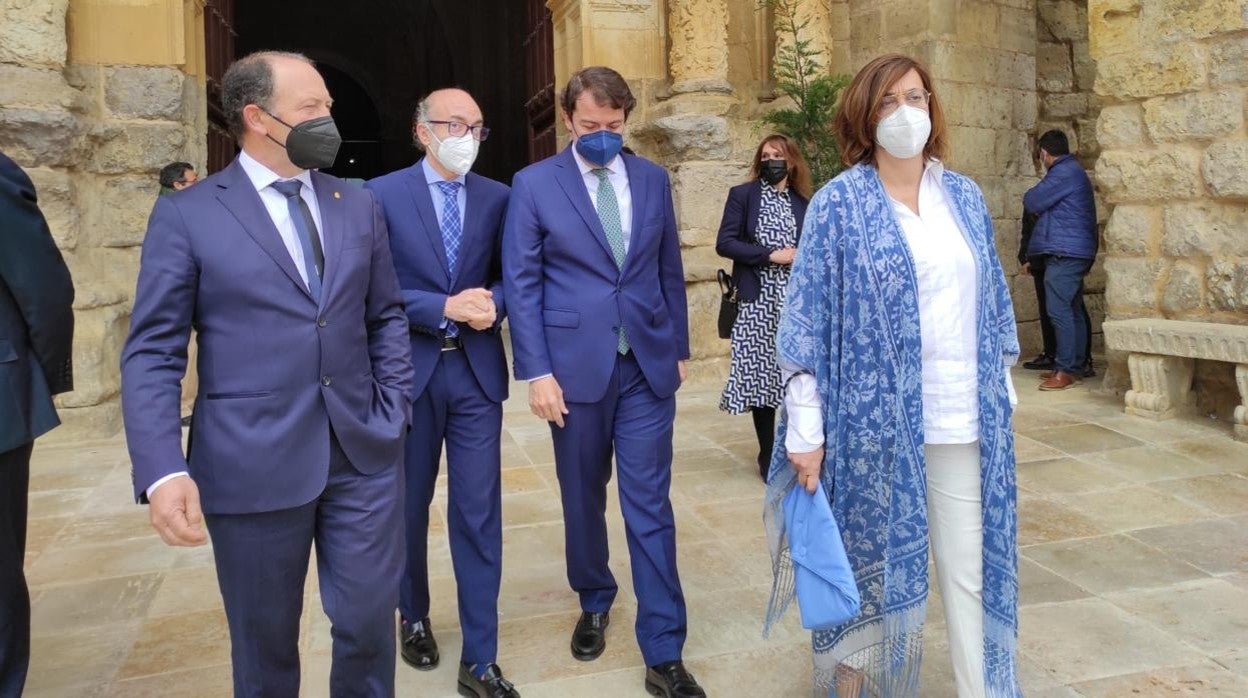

{"left": 318, "top": 318, "right": 327, "bottom": 327}
{"left": 321, "top": 376, "right": 332, "bottom": 386}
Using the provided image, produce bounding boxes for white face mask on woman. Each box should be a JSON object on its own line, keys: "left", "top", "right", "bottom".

{"left": 875, "top": 104, "right": 931, "bottom": 160}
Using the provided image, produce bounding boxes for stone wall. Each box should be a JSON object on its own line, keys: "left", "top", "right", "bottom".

{"left": 0, "top": 0, "right": 205, "bottom": 440}
{"left": 1091, "top": 0, "right": 1248, "bottom": 416}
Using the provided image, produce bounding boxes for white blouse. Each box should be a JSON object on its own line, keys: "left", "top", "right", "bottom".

{"left": 785, "top": 161, "right": 1012, "bottom": 452}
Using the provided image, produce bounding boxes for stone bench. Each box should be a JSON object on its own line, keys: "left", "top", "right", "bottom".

{"left": 1102, "top": 318, "right": 1248, "bottom": 441}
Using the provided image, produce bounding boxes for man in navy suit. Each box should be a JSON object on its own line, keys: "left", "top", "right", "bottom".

{"left": 503, "top": 66, "right": 704, "bottom": 698}
{"left": 0, "top": 150, "right": 75, "bottom": 698}
{"left": 364, "top": 88, "right": 517, "bottom": 698}
{"left": 121, "top": 51, "right": 414, "bottom": 697}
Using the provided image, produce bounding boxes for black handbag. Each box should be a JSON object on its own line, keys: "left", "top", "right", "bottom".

{"left": 716, "top": 268, "right": 738, "bottom": 339}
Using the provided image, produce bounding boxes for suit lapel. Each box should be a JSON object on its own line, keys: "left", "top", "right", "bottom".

{"left": 746, "top": 181, "right": 762, "bottom": 241}
{"left": 554, "top": 148, "right": 616, "bottom": 263}
{"left": 405, "top": 161, "right": 451, "bottom": 284}
{"left": 215, "top": 160, "right": 314, "bottom": 302}
{"left": 620, "top": 154, "right": 648, "bottom": 274}
{"left": 311, "top": 171, "right": 345, "bottom": 305}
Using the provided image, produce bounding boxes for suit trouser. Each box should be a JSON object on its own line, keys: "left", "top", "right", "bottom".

{"left": 399, "top": 348, "right": 503, "bottom": 665}
{"left": 1030, "top": 257, "right": 1091, "bottom": 363}
{"left": 1042, "top": 256, "right": 1094, "bottom": 375}
{"left": 0, "top": 443, "right": 33, "bottom": 698}
{"left": 551, "top": 351, "right": 687, "bottom": 667}
{"left": 204, "top": 436, "right": 404, "bottom": 698}
{"left": 925, "top": 441, "right": 986, "bottom": 698}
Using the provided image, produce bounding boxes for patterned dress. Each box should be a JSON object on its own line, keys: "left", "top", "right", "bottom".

{"left": 720, "top": 185, "right": 798, "bottom": 414}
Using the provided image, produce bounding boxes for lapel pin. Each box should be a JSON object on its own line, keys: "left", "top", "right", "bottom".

{"left": 333, "top": 191, "right": 341, "bottom": 199}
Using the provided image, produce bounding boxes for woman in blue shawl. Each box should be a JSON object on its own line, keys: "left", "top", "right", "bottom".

{"left": 764, "top": 55, "right": 1022, "bottom": 697}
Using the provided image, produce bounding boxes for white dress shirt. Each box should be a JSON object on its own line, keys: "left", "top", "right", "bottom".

{"left": 785, "top": 161, "right": 1015, "bottom": 453}
{"left": 238, "top": 149, "right": 326, "bottom": 288}
{"left": 148, "top": 150, "right": 324, "bottom": 499}
{"left": 528, "top": 143, "right": 633, "bottom": 384}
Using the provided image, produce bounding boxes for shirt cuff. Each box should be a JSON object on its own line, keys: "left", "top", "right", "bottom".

{"left": 1004, "top": 358, "right": 1018, "bottom": 408}
{"left": 147, "top": 471, "right": 189, "bottom": 500}
{"left": 527, "top": 373, "right": 554, "bottom": 382}
{"left": 784, "top": 373, "right": 825, "bottom": 452}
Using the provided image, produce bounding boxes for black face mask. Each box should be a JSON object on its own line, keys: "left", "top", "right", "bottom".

{"left": 264, "top": 110, "right": 342, "bottom": 170}
{"left": 759, "top": 159, "right": 788, "bottom": 186}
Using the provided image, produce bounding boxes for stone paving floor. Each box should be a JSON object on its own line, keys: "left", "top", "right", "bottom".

{"left": 20, "top": 368, "right": 1248, "bottom": 697}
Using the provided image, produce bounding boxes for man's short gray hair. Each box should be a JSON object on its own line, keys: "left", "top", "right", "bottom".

{"left": 411, "top": 94, "right": 434, "bottom": 151}
{"left": 222, "top": 50, "right": 313, "bottom": 141}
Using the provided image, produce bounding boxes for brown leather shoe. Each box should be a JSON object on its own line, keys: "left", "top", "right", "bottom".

{"left": 1039, "top": 371, "right": 1080, "bottom": 391}
{"left": 1038, "top": 370, "right": 1054, "bottom": 380}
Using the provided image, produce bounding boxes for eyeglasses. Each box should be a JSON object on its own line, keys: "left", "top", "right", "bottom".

{"left": 879, "top": 88, "right": 931, "bottom": 115}
{"left": 425, "top": 120, "right": 491, "bottom": 142}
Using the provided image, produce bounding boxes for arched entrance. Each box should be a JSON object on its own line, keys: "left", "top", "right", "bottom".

{"left": 202, "top": 0, "right": 552, "bottom": 183}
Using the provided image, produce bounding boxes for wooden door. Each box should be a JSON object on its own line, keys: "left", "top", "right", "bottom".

{"left": 523, "top": 0, "right": 556, "bottom": 162}
{"left": 204, "top": 0, "right": 237, "bottom": 173}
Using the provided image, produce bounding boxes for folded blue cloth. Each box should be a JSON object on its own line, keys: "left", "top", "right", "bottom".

{"left": 784, "top": 481, "right": 861, "bottom": 630}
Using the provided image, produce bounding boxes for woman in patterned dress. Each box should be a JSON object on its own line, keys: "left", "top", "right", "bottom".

{"left": 716, "top": 134, "right": 812, "bottom": 480}
{"left": 763, "top": 55, "right": 1022, "bottom": 697}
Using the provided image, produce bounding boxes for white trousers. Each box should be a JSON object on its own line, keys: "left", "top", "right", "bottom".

{"left": 925, "top": 441, "right": 985, "bottom": 698}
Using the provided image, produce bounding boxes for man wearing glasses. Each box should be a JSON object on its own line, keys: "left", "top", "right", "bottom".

{"left": 365, "top": 88, "right": 518, "bottom": 698}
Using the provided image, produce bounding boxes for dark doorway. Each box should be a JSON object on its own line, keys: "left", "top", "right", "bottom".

{"left": 213, "top": 0, "right": 537, "bottom": 183}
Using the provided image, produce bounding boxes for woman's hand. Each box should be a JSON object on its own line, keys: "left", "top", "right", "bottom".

{"left": 788, "top": 447, "right": 824, "bottom": 493}
{"left": 769, "top": 247, "right": 797, "bottom": 265}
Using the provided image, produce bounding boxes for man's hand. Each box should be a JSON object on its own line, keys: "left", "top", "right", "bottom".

{"left": 769, "top": 247, "right": 797, "bottom": 265}
{"left": 445, "top": 288, "right": 494, "bottom": 323}
{"left": 1020, "top": 261, "right": 1031, "bottom": 276}
{"left": 788, "top": 447, "right": 824, "bottom": 494}
{"left": 148, "top": 476, "right": 208, "bottom": 547}
{"left": 463, "top": 302, "right": 497, "bottom": 331}
{"left": 678, "top": 360, "right": 687, "bottom": 384}
{"left": 529, "top": 375, "right": 569, "bottom": 428}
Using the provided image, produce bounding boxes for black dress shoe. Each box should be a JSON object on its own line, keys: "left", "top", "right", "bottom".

{"left": 1081, "top": 360, "right": 1096, "bottom": 378}
{"left": 1022, "top": 353, "right": 1054, "bottom": 370}
{"left": 645, "top": 661, "right": 706, "bottom": 698}
{"left": 458, "top": 662, "right": 520, "bottom": 698}
{"left": 400, "top": 617, "right": 439, "bottom": 670}
{"left": 570, "top": 611, "right": 609, "bottom": 661}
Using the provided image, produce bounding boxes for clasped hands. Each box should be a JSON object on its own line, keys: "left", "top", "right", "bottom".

{"left": 445, "top": 288, "right": 496, "bottom": 331}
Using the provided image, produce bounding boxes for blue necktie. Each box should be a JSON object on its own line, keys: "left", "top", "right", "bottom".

{"left": 271, "top": 179, "right": 323, "bottom": 302}
{"left": 436, "top": 180, "right": 463, "bottom": 337}
{"left": 592, "top": 168, "right": 629, "bottom": 354}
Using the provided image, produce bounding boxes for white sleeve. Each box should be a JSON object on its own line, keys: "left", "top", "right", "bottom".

{"left": 784, "top": 373, "right": 825, "bottom": 453}
{"left": 146, "top": 471, "right": 189, "bottom": 500}
{"left": 1004, "top": 358, "right": 1018, "bottom": 407}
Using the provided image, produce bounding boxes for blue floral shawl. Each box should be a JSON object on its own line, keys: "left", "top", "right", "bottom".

{"left": 763, "top": 163, "right": 1022, "bottom": 696}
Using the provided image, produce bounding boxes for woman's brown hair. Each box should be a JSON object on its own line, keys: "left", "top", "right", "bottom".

{"left": 833, "top": 54, "right": 947, "bottom": 167}
{"left": 749, "top": 134, "right": 814, "bottom": 200}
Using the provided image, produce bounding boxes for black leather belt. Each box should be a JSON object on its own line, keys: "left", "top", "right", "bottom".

{"left": 440, "top": 336, "right": 463, "bottom": 351}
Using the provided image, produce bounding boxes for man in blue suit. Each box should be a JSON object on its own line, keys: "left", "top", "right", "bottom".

{"left": 503, "top": 66, "right": 704, "bottom": 698}
{"left": 365, "top": 88, "right": 517, "bottom": 698}
{"left": 121, "top": 51, "right": 414, "bottom": 697}
{"left": 0, "top": 150, "right": 75, "bottom": 698}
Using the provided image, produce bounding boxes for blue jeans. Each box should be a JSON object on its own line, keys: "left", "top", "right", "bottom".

{"left": 1043, "top": 255, "right": 1093, "bottom": 374}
